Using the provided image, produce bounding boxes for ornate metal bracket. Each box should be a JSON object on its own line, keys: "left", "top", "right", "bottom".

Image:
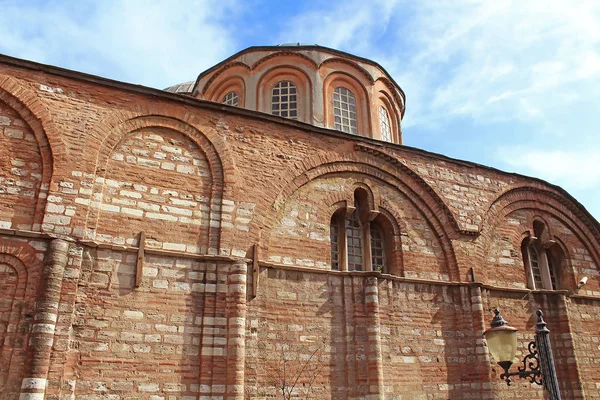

{"left": 498, "top": 341, "right": 543, "bottom": 386}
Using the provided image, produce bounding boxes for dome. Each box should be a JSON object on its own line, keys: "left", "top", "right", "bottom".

{"left": 164, "top": 80, "right": 195, "bottom": 94}
{"left": 167, "top": 45, "right": 405, "bottom": 144}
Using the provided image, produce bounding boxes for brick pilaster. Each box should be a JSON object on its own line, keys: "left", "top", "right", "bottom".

{"left": 365, "top": 276, "right": 384, "bottom": 399}
{"left": 19, "top": 239, "right": 69, "bottom": 400}
{"left": 226, "top": 262, "right": 248, "bottom": 399}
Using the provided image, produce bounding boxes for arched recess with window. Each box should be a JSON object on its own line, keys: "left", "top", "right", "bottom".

{"left": 323, "top": 72, "right": 370, "bottom": 136}
{"left": 208, "top": 76, "right": 246, "bottom": 108}
{"left": 0, "top": 78, "right": 56, "bottom": 231}
{"left": 263, "top": 163, "right": 455, "bottom": 279}
{"left": 375, "top": 91, "right": 400, "bottom": 143}
{"left": 256, "top": 66, "right": 312, "bottom": 123}
{"left": 329, "top": 188, "right": 403, "bottom": 274}
{"left": 520, "top": 219, "right": 567, "bottom": 290}
{"left": 200, "top": 62, "right": 250, "bottom": 106}
{"left": 477, "top": 187, "right": 600, "bottom": 291}
{"left": 0, "top": 238, "right": 43, "bottom": 398}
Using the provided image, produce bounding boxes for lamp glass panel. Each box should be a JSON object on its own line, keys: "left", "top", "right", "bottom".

{"left": 485, "top": 329, "right": 518, "bottom": 363}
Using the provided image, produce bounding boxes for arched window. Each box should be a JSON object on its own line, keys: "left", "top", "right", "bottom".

{"left": 370, "top": 224, "right": 385, "bottom": 272}
{"left": 271, "top": 81, "right": 298, "bottom": 119}
{"left": 522, "top": 221, "right": 561, "bottom": 290}
{"left": 222, "top": 91, "right": 239, "bottom": 107}
{"left": 346, "top": 211, "right": 363, "bottom": 271}
{"left": 333, "top": 87, "right": 358, "bottom": 134}
{"left": 378, "top": 106, "right": 392, "bottom": 142}
{"left": 330, "top": 190, "right": 396, "bottom": 273}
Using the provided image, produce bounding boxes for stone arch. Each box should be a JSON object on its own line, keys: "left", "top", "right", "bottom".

{"left": 259, "top": 153, "right": 459, "bottom": 279}
{"left": 199, "top": 61, "right": 251, "bottom": 96}
{"left": 84, "top": 114, "right": 233, "bottom": 252}
{"left": 0, "top": 238, "right": 42, "bottom": 396}
{"left": 477, "top": 186, "right": 600, "bottom": 287}
{"left": 0, "top": 76, "right": 57, "bottom": 230}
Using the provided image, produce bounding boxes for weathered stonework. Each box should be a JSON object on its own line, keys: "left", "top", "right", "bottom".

{"left": 0, "top": 47, "right": 599, "bottom": 399}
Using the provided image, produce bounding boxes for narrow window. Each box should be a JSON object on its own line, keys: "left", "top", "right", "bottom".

{"left": 522, "top": 222, "right": 562, "bottom": 290}
{"left": 222, "top": 91, "right": 239, "bottom": 107}
{"left": 346, "top": 211, "right": 362, "bottom": 271}
{"left": 379, "top": 106, "right": 392, "bottom": 142}
{"left": 370, "top": 225, "right": 385, "bottom": 272}
{"left": 527, "top": 244, "right": 543, "bottom": 289}
{"left": 330, "top": 220, "right": 340, "bottom": 271}
{"left": 272, "top": 81, "right": 298, "bottom": 119}
{"left": 333, "top": 87, "right": 358, "bottom": 134}
{"left": 547, "top": 255, "right": 558, "bottom": 290}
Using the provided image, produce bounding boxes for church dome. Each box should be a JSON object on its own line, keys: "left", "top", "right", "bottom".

{"left": 169, "top": 45, "right": 406, "bottom": 144}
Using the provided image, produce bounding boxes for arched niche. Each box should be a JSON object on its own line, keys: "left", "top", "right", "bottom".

{"left": 0, "top": 99, "right": 45, "bottom": 230}
{"left": 86, "top": 116, "right": 227, "bottom": 253}
{"left": 256, "top": 66, "right": 313, "bottom": 123}
{"left": 323, "top": 72, "right": 371, "bottom": 137}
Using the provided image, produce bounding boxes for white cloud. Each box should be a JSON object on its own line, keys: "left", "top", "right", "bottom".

{"left": 395, "top": 0, "right": 600, "bottom": 128}
{"left": 499, "top": 148, "right": 600, "bottom": 190}
{"left": 0, "top": 0, "right": 242, "bottom": 88}
{"left": 276, "top": 0, "right": 401, "bottom": 55}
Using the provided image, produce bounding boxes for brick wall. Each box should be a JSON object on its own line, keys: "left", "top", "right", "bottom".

{"left": 0, "top": 59, "right": 599, "bottom": 399}
{"left": 0, "top": 100, "right": 44, "bottom": 230}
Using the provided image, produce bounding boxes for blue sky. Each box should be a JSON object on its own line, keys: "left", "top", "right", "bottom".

{"left": 1, "top": 0, "right": 599, "bottom": 221}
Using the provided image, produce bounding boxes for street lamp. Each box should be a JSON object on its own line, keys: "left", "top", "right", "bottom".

{"left": 483, "top": 308, "right": 562, "bottom": 400}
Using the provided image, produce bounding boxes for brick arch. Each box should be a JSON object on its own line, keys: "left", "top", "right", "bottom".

{"left": 265, "top": 147, "right": 461, "bottom": 238}
{"left": 319, "top": 58, "right": 375, "bottom": 84}
{"left": 478, "top": 186, "right": 600, "bottom": 271}
{"left": 323, "top": 71, "right": 372, "bottom": 136}
{"left": 260, "top": 158, "right": 459, "bottom": 279}
{"left": 199, "top": 61, "right": 251, "bottom": 96}
{"left": 251, "top": 51, "right": 318, "bottom": 70}
{"left": 376, "top": 77, "right": 405, "bottom": 116}
{"left": 0, "top": 238, "right": 41, "bottom": 396}
{"left": 0, "top": 76, "right": 57, "bottom": 229}
{"left": 83, "top": 114, "right": 234, "bottom": 251}
{"left": 88, "top": 111, "right": 236, "bottom": 192}
{"left": 256, "top": 65, "right": 313, "bottom": 123}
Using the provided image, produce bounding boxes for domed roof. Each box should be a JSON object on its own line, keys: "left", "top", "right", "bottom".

{"left": 164, "top": 80, "right": 195, "bottom": 94}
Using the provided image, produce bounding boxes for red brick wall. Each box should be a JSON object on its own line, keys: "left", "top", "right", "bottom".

{"left": 0, "top": 100, "right": 43, "bottom": 230}
{"left": 0, "top": 60, "right": 599, "bottom": 399}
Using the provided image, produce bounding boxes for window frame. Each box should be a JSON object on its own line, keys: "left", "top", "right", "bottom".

{"left": 333, "top": 86, "right": 359, "bottom": 134}
{"left": 271, "top": 80, "right": 299, "bottom": 120}
{"left": 222, "top": 91, "right": 239, "bottom": 107}
{"left": 329, "top": 195, "right": 398, "bottom": 274}
{"left": 324, "top": 73, "right": 370, "bottom": 137}
{"left": 378, "top": 105, "right": 392, "bottom": 142}
{"left": 522, "top": 230, "right": 560, "bottom": 290}
{"left": 257, "top": 67, "right": 311, "bottom": 123}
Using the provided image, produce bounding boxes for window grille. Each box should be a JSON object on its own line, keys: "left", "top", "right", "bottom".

{"left": 371, "top": 225, "right": 385, "bottom": 272}
{"left": 330, "top": 222, "right": 340, "bottom": 271}
{"left": 379, "top": 106, "right": 392, "bottom": 142}
{"left": 272, "top": 81, "right": 298, "bottom": 119}
{"left": 222, "top": 91, "right": 239, "bottom": 107}
{"left": 346, "top": 211, "right": 363, "bottom": 271}
{"left": 333, "top": 87, "right": 358, "bottom": 134}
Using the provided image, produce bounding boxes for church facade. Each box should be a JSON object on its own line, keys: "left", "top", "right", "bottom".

{"left": 0, "top": 45, "right": 599, "bottom": 399}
